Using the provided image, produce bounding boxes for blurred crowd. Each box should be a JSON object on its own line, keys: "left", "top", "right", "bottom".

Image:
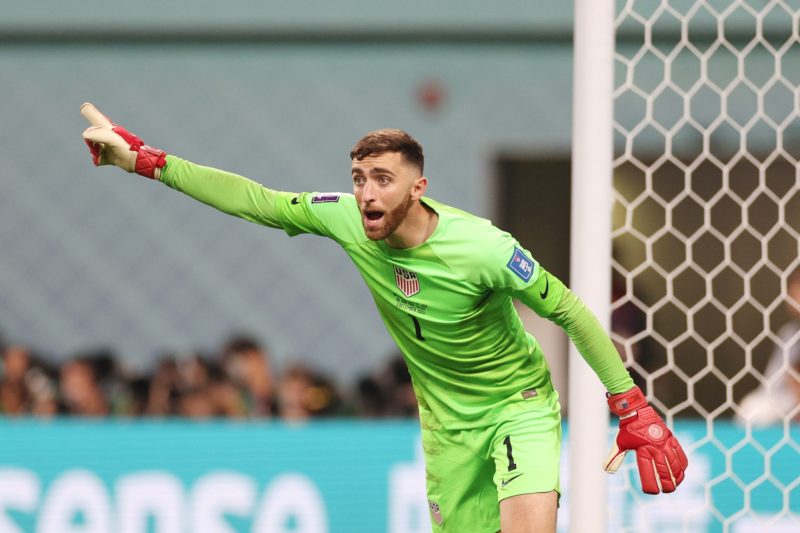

{"left": 0, "top": 334, "right": 418, "bottom": 420}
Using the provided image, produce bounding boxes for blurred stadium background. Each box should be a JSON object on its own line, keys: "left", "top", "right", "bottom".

{"left": 0, "top": 0, "right": 798, "bottom": 532}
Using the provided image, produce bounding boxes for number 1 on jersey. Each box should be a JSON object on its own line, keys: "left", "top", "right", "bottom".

{"left": 408, "top": 314, "right": 426, "bottom": 341}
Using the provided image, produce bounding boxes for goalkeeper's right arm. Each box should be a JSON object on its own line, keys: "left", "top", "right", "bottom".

{"left": 162, "top": 157, "right": 291, "bottom": 229}
{"left": 81, "top": 102, "right": 291, "bottom": 229}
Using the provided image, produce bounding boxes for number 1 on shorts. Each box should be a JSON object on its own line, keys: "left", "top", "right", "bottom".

{"left": 503, "top": 435, "right": 517, "bottom": 471}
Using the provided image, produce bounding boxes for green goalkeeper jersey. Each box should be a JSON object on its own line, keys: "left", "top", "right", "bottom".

{"left": 162, "top": 156, "right": 634, "bottom": 429}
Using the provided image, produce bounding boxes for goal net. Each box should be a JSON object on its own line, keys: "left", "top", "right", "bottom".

{"left": 610, "top": 0, "right": 800, "bottom": 531}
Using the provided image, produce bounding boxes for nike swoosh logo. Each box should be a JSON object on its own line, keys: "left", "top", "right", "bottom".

{"left": 501, "top": 473, "right": 524, "bottom": 488}
{"left": 539, "top": 275, "right": 549, "bottom": 299}
{"left": 291, "top": 197, "right": 301, "bottom": 205}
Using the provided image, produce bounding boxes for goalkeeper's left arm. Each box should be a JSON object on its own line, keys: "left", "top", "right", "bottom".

{"left": 519, "top": 273, "right": 689, "bottom": 494}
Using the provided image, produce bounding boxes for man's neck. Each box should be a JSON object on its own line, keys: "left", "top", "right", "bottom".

{"left": 385, "top": 201, "right": 438, "bottom": 249}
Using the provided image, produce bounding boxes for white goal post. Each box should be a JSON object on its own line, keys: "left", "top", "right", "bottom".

{"left": 569, "top": 1, "right": 615, "bottom": 532}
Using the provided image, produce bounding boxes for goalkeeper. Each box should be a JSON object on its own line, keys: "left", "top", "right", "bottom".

{"left": 80, "top": 103, "right": 687, "bottom": 533}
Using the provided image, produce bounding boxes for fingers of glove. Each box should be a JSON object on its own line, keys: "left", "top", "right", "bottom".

{"left": 665, "top": 437, "right": 688, "bottom": 487}
{"left": 79, "top": 103, "right": 142, "bottom": 151}
{"left": 653, "top": 453, "right": 678, "bottom": 493}
{"left": 603, "top": 442, "right": 628, "bottom": 473}
{"left": 637, "top": 445, "right": 682, "bottom": 494}
{"left": 80, "top": 102, "right": 113, "bottom": 128}
{"left": 671, "top": 436, "right": 689, "bottom": 469}
{"left": 82, "top": 126, "right": 126, "bottom": 147}
{"left": 635, "top": 448, "right": 662, "bottom": 494}
{"left": 81, "top": 127, "right": 136, "bottom": 171}
{"left": 111, "top": 125, "right": 144, "bottom": 151}
{"left": 84, "top": 139, "right": 101, "bottom": 166}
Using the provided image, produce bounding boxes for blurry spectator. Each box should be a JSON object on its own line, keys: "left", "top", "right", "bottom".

{"left": 222, "top": 334, "right": 275, "bottom": 417}
{"left": 354, "top": 353, "right": 417, "bottom": 418}
{"left": 307, "top": 372, "right": 341, "bottom": 417}
{"left": 277, "top": 362, "right": 340, "bottom": 420}
{"left": 0, "top": 333, "right": 425, "bottom": 420}
{"left": 0, "top": 378, "right": 26, "bottom": 415}
{"left": 207, "top": 363, "right": 247, "bottom": 418}
{"left": 146, "top": 357, "right": 180, "bottom": 416}
{"left": 81, "top": 349, "right": 135, "bottom": 416}
{"left": 277, "top": 362, "right": 316, "bottom": 421}
{"left": 60, "top": 357, "right": 108, "bottom": 416}
{"left": 176, "top": 352, "right": 212, "bottom": 391}
{"left": 123, "top": 376, "right": 151, "bottom": 417}
{"left": 2, "top": 344, "right": 30, "bottom": 384}
{"left": 384, "top": 355, "right": 417, "bottom": 417}
{"left": 737, "top": 267, "right": 800, "bottom": 425}
{"left": 354, "top": 374, "right": 388, "bottom": 417}
{"left": 1, "top": 344, "right": 60, "bottom": 418}
{"left": 26, "top": 364, "right": 59, "bottom": 417}
{"left": 177, "top": 359, "right": 248, "bottom": 419}
{"left": 178, "top": 386, "right": 216, "bottom": 419}
{"left": 0, "top": 345, "right": 31, "bottom": 415}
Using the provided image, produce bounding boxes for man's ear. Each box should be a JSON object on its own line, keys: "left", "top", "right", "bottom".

{"left": 412, "top": 176, "right": 428, "bottom": 200}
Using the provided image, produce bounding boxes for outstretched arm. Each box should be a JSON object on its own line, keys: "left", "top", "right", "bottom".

{"left": 80, "top": 102, "right": 300, "bottom": 231}
{"left": 160, "top": 157, "right": 291, "bottom": 229}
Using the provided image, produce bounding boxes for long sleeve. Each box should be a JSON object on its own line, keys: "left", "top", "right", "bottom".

{"left": 547, "top": 286, "right": 635, "bottom": 394}
{"left": 159, "top": 156, "right": 367, "bottom": 245}
{"left": 160, "top": 155, "right": 293, "bottom": 229}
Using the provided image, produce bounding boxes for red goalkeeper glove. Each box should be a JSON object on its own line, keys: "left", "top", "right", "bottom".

{"left": 603, "top": 386, "right": 688, "bottom": 494}
{"left": 80, "top": 102, "right": 167, "bottom": 180}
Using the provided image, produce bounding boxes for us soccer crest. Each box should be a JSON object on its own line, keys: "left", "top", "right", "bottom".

{"left": 394, "top": 267, "right": 420, "bottom": 297}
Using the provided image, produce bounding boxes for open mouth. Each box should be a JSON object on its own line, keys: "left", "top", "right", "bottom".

{"left": 364, "top": 210, "right": 384, "bottom": 222}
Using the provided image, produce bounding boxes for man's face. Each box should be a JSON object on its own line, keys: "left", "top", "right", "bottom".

{"left": 351, "top": 152, "right": 422, "bottom": 241}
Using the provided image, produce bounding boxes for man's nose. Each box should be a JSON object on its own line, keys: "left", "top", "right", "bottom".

{"left": 362, "top": 181, "right": 376, "bottom": 202}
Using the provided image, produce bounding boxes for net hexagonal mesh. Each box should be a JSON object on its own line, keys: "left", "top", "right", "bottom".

{"left": 610, "top": 0, "right": 800, "bottom": 530}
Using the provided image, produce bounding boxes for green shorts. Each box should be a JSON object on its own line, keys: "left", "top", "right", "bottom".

{"left": 421, "top": 384, "right": 562, "bottom": 533}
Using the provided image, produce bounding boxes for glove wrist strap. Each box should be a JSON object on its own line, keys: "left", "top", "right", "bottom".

{"left": 607, "top": 386, "right": 647, "bottom": 417}
{"left": 135, "top": 146, "right": 168, "bottom": 180}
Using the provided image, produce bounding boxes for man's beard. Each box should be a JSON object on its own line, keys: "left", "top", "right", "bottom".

{"left": 363, "top": 193, "right": 414, "bottom": 241}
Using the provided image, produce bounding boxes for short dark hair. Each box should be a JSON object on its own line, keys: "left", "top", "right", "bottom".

{"left": 221, "top": 333, "right": 264, "bottom": 355}
{"left": 350, "top": 129, "right": 424, "bottom": 173}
